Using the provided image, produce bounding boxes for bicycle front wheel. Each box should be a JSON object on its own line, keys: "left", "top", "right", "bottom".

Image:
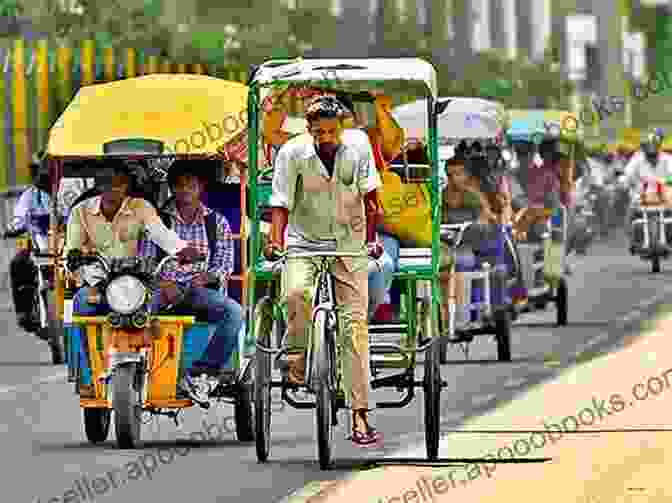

{"left": 313, "top": 308, "right": 335, "bottom": 470}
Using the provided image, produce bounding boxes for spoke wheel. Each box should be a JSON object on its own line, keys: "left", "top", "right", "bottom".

{"left": 423, "top": 311, "right": 441, "bottom": 460}
{"left": 254, "top": 298, "right": 274, "bottom": 462}
{"left": 313, "top": 309, "right": 334, "bottom": 470}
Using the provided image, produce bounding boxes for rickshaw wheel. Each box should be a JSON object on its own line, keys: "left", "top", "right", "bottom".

{"left": 314, "top": 308, "right": 335, "bottom": 470}
{"left": 83, "top": 408, "right": 111, "bottom": 443}
{"left": 556, "top": 278, "right": 568, "bottom": 326}
{"left": 423, "top": 313, "right": 441, "bottom": 460}
{"left": 494, "top": 310, "right": 512, "bottom": 362}
{"left": 113, "top": 364, "right": 142, "bottom": 449}
{"left": 254, "top": 298, "right": 274, "bottom": 462}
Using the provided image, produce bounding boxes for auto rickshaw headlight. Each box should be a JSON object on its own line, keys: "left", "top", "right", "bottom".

{"left": 105, "top": 275, "right": 147, "bottom": 314}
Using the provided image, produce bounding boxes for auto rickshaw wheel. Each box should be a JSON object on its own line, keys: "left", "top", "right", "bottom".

{"left": 556, "top": 278, "right": 568, "bottom": 326}
{"left": 83, "top": 408, "right": 111, "bottom": 443}
{"left": 423, "top": 312, "right": 441, "bottom": 460}
{"left": 495, "top": 310, "right": 512, "bottom": 362}
{"left": 254, "top": 298, "right": 274, "bottom": 462}
{"left": 235, "top": 384, "right": 255, "bottom": 442}
{"left": 113, "top": 364, "right": 142, "bottom": 449}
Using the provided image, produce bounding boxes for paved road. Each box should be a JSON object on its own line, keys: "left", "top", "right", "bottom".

{"left": 2, "top": 234, "right": 669, "bottom": 503}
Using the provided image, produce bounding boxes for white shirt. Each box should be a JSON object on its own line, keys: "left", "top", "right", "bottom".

{"left": 271, "top": 136, "right": 379, "bottom": 251}
{"left": 281, "top": 128, "right": 382, "bottom": 191}
{"left": 624, "top": 151, "right": 672, "bottom": 198}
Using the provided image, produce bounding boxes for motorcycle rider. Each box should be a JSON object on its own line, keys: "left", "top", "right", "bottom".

{"left": 5, "top": 157, "right": 52, "bottom": 331}
{"left": 623, "top": 134, "right": 672, "bottom": 247}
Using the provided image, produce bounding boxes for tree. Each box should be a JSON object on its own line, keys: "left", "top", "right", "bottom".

{"left": 35, "top": 0, "right": 172, "bottom": 55}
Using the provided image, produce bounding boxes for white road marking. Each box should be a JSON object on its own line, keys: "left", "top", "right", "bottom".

{"left": 0, "top": 369, "right": 67, "bottom": 394}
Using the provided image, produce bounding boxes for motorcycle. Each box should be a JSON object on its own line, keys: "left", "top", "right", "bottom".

{"left": 3, "top": 229, "right": 64, "bottom": 364}
{"left": 628, "top": 179, "right": 672, "bottom": 273}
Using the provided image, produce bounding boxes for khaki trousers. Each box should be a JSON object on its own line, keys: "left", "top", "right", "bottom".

{"left": 282, "top": 257, "right": 370, "bottom": 410}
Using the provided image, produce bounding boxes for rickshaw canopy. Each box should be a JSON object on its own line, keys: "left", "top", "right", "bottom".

{"left": 249, "top": 58, "right": 438, "bottom": 98}
{"left": 392, "top": 97, "right": 507, "bottom": 142}
{"left": 507, "top": 109, "right": 583, "bottom": 144}
{"left": 46, "top": 74, "right": 248, "bottom": 157}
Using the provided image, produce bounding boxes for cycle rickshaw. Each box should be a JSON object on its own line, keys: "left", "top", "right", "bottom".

{"left": 247, "top": 58, "right": 445, "bottom": 468}
{"left": 393, "top": 97, "right": 516, "bottom": 363}
{"left": 50, "top": 74, "right": 254, "bottom": 447}
{"left": 506, "top": 109, "right": 578, "bottom": 325}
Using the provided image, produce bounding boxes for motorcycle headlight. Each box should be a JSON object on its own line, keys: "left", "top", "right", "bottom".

{"left": 105, "top": 275, "right": 147, "bottom": 314}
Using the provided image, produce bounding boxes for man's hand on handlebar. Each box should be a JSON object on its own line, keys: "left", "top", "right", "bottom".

{"left": 367, "top": 241, "right": 384, "bottom": 260}
{"left": 263, "top": 241, "right": 285, "bottom": 261}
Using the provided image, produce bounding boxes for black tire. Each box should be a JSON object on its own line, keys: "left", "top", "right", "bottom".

{"left": 423, "top": 313, "right": 441, "bottom": 460}
{"left": 254, "top": 298, "right": 274, "bottom": 462}
{"left": 652, "top": 256, "right": 661, "bottom": 273}
{"left": 113, "top": 365, "right": 142, "bottom": 449}
{"left": 83, "top": 408, "right": 111, "bottom": 443}
{"left": 235, "top": 381, "right": 255, "bottom": 442}
{"left": 313, "top": 309, "right": 334, "bottom": 470}
{"left": 556, "top": 278, "right": 568, "bottom": 326}
{"left": 439, "top": 339, "right": 449, "bottom": 365}
{"left": 495, "top": 310, "right": 512, "bottom": 362}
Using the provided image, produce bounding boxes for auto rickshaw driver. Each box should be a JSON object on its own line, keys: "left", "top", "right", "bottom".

{"left": 63, "top": 160, "right": 202, "bottom": 315}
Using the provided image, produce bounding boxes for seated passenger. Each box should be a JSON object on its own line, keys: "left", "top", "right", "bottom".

{"left": 439, "top": 156, "right": 497, "bottom": 329}
{"left": 64, "top": 161, "right": 201, "bottom": 314}
{"left": 139, "top": 162, "right": 243, "bottom": 375}
{"left": 513, "top": 138, "right": 571, "bottom": 241}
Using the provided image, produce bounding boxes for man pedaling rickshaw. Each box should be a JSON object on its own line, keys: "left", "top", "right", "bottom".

{"left": 63, "top": 161, "right": 203, "bottom": 315}
{"left": 263, "top": 96, "right": 384, "bottom": 446}
{"left": 262, "top": 86, "right": 403, "bottom": 321}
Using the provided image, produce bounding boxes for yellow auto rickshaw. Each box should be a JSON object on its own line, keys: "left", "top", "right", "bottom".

{"left": 46, "top": 74, "right": 252, "bottom": 448}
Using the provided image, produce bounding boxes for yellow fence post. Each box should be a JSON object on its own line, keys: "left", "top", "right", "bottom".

{"left": 161, "top": 59, "right": 171, "bottom": 73}
{"left": 13, "top": 39, "right": 29, "bottom": 185}
{"left": 56, "top": 45, "right": 73, "bottom": 111}
{"left": 0, "top": 48, "right": 7, "bottom": 190}
{"left": 36, "top": 40, "right": 49, "bottom": 152}
{"left": 193, "top": 63, "right": 203, "bottom": 74}
{"left": 126, "top": 48, "right": 136, "bottom": 78}
{"left": 177, "top": 62, "right": 186, "bottom": 73}
{"left": 81, "top": 40, "right": 95, "bottom": 86}
{"left": 103, "top": 47, "right": 114, "bottom": 82}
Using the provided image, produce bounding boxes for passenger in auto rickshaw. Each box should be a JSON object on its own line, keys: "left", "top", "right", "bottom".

{"left": 139, "top": 161, "right": 243, "bottom": 376}
{"left": 64, "top": 160, "right": 202, "bottom": 315}
{"left": 262, "top": 87, "right": 403, "bottom": 321}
